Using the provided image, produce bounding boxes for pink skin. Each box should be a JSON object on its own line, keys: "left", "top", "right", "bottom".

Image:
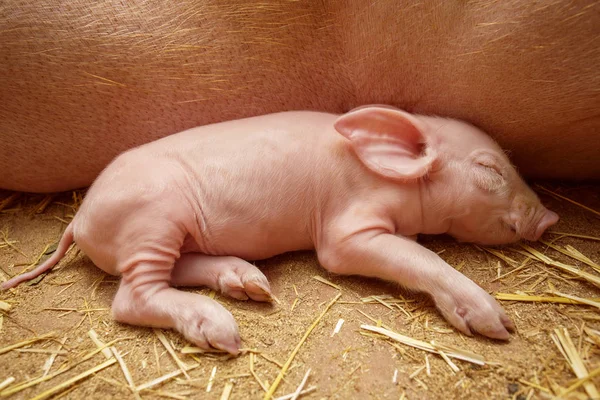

{"left": 1, "top": 106, "right": 558, "bottom": 353}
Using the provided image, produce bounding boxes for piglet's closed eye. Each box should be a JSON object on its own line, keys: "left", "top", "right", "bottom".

{"left": 334, "top": 107, "right": 436, "bottom": 181}
{"left": 469, "top": 150, "right": 507, "bottom": 192}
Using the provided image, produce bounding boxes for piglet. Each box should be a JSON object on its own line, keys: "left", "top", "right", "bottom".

{"left": 1, "top": 106, "right": 558, "bottom": 354}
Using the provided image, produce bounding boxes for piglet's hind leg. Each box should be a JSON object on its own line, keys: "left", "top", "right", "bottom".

{"left": 171, "top": 254, "right": 272, "bottom": 302}
{"left": 112, "top": 262, "right": 241, "bottom": 354}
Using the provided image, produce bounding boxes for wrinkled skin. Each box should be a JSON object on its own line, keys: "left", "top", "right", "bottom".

{"left": 1, "top": 107, "right": 559, "bottom": 353}
{"left": 0, "top": 0, "right": 599, "bottom": 192}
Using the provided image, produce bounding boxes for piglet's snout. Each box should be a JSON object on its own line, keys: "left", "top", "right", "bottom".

{"left": 527, "top": 209, "right": 559, "bottom": 241}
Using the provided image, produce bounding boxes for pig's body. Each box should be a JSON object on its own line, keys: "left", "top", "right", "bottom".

{"left": 1, "top": 0, "right": 599, "bottom": 192}
{"left": 79, "top": 113, "right": 329, "bottom": 270}
{"left": 2, "top": 108, "right": 558, "bottom": 353}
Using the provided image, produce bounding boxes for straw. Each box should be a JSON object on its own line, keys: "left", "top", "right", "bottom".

{"left": 29, "top": 358, "right": 117, "bottom": 400}
{"left": 551, "top": 327, "right": 599, "bottom": 399}
{"left": 0, "top": 331, "right": 55, "bottom": 355}
{"left": 220, "top": 382, "right": 234, "bottom": 400}
{"left": 536, "top": 185, "right": 600, "bottom": 217}
{"left": 360, "top": 325, "right": 485, "bottom": 365}
{"left": 312, "top": 276, "right": 342, "bottom": 291}
{"left": 264, "top": 292, "right": 341, "bottom": 399}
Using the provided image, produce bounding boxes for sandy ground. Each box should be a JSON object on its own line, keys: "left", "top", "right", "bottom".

{"left": 0, "top": 184, "right": 599, "bottom": 400}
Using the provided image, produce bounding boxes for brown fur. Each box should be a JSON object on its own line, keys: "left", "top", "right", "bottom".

{"left": 0, "top": 0, "right": 598, "bottom": 192}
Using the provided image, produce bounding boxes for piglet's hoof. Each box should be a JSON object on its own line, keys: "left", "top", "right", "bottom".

{"left": 171, "top": 254, "right": 273, "bottom": 303}
{"left": 218, "top": 269, "right": 273, "bottom": 303}
{"left": 175, "top": 297, "right": 242, "bottom": 355}
{"left": 433, "top": 287, "right": 515, "bottom": 340}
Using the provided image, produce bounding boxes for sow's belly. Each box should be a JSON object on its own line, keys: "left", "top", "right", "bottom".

{"left": 0, "top": 0, "right": 598, "bottom": 192}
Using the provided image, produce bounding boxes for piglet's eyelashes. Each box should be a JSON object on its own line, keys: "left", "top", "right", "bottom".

{"left": 469, "top": 150, "right": 507, "bottom": 192}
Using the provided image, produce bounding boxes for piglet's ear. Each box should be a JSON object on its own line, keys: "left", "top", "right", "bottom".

{"left": 334, "top": 107, "right": 435, "bottom": 180}
{"left": 469, "top": 149, "right": 507, "bottom": 192}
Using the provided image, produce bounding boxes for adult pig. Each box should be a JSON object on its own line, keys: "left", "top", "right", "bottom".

{"left": 1, "top": 106, "right": 559, "bottom": 353}
{"left": 0, "top": 0, "right": 598, "bottom": 192}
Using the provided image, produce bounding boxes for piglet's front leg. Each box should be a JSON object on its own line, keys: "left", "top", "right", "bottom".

{"left": 318, "top": 231, "right": 514, "bottom": 340}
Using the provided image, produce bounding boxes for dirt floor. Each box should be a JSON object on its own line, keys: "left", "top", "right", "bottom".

{"left": 0, "top": 184, "right": 599, "bottom": 400}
